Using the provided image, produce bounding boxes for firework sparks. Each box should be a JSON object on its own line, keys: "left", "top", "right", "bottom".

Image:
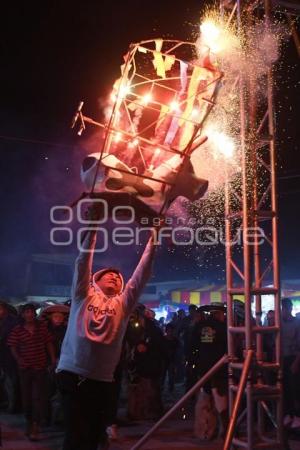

{"left": 91, "top": 6, "right": 286, "bottom": 261}
{"left": 200, "top": 19, "right": 223, "bottom": 54}
{"left": 197, "top": 13, "right": 241, "bottom": 59}
{"left": 205, "top": 125, "right": 235, "bottom": 159}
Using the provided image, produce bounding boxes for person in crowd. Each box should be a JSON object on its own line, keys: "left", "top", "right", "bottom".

{"left": 265, "top": 309, "right": 275, "bottom": 326}
{"left": 158, "top": 316, "right": 166, "bottom": 332}
{"left": 188, "top": 308, "right": 228, "bottom": 438}
{"left": 174, "top": 309, "right": 185, "bottom": 336}
{"left": 178, "top": 305, "right": 201, "bottom": 390}
{"left": 232, "top": 300, "right": 247, "bottom": 361}
{"left": 56, "top": 205, "right": 158, "bottom": 450}
{"left": 127, "top": 304, "right": 165, "bottom": 420}
{"left": 46, "top": 309, "right": 68, "bottom": 361}
{"left": 0, "top": 300, "right": 19, "bottom": 413}
{"left": 7, "top": 303, "right": 55, "bottom": 441}
{"left": 43, "top": 306, "right": 69, "bottom": 427}
{"left": 264, "top": 310, "right": 275, "bottom": 362}
{"left": 144, "top": 308, "right": 158, "bottom": 323}
{"left": 211, "top": 308, "right": 225, "bottom": 324}
{"left": 170, "top": 309, "right": 186, "bottom": 383}
{"left": 162, "top": 323, "right": 180, "bottom": 393}
{"left": 179, "top": 304, "right": 198, "bottom": 358}
{"left": 170, "top": 311, "right": 179, "bottom": 327}
{"left": 281, "top": 298, "right": 300, "bottom": 429}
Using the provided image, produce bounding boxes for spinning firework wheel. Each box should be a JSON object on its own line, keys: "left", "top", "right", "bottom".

{"left": 74, "top": 39, "right": 223, "bottom": 215}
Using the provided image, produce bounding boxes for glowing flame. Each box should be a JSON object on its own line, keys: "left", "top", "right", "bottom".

{"left": 111, "top": 83, "right": 131, "bottom": 102}
{"left": 206, "top": 126, "right": 235, "bottom": 158}
{"left": 142, "top": 93, "right": 152, "bottom": 105}
{"left": 110, "top": 92, "right": 117, "bottom": 102}
{"left": 199, "top": 17, "right": 240, "bottom": 55}
{"left": 170, "top": 100, "right": 180, "bottom": 112}
{"left": 119, "top": 84, "right": 131, "bottom": 99}
{"left": 114, "top": 132, "right": 122, "bottom": 143}
{"left": 201, "top": 20, "right": 220, "bottom": 43}
{"left": 200, "top": 20, "right": 222, "bottom": 53}
{"left": 128, "top": 138, "right": 139, "bottom": 148}
{"left": 191, "top": 108, "right": 200, "bottom": 118}
{"left": 155, "top": 147, "right": 161, "bottom": 155}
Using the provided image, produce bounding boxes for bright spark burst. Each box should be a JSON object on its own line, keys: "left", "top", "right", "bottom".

{"left": 99, "top": 7, "right": 286, "bottom": 273}
{"left": 198, "top": 12, "right": 241, "bottom": 59}
{"left": 119, "top": 84, "right": 131, "bottom": 99}
{"left": 200, "top": 20, "right": 221, "bottom": 53}
{"left": 206, "top": 126, "right": 235, "bottom": 159}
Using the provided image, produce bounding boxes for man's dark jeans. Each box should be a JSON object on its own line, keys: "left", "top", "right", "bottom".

{"left": 19, "top": 368, "right": 47, "bottom": 424}
{"left": 57, "top": 370, "right": 113, "bottom": 450}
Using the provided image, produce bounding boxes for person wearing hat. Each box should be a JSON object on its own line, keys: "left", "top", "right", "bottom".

{"left": 56, "top": 209, "right": 158, "bottom": 450}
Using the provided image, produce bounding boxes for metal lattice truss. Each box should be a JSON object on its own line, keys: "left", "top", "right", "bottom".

{"left": 102, "top": 40, "right": 222, "bottom": 161}
{"left": 123, "top": 3, "right": 299, "bottom": 449}
{"left": 220, "top": 0, "right": 300, "bottom": 448}
{"left": 75, "top": 39, "right": 223, "bottom": 213}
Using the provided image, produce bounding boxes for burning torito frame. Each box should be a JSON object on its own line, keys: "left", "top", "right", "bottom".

{"left": 73, "top": 39, "right": 223, "bottom": 215}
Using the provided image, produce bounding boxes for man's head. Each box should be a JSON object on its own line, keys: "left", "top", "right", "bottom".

{"left": 136, "top": 303, "right": 146, "bottom": 315}
{"left": 21, "top": 304, "right": 37, "bottom": 323}
{"left": 281, "top": 297, "right": 293, "bottom": 320}
{"left": 266, "top": 309, "right": 275, "bottom": 326}
{"left": 211, "top": 309, "right": 225, "bottom": 323}
{"left": 50, "top": 312, "right": 65, "bottom": 326}
{"left": 188, "top": 304, "right": 197, "bottom": 317}
{"left": 93, "top": 268, "right": 124, "bottom": 296}
{"left": 144, "top": 309, "right": 156, "bottom": 320}
{"left": 177, "top": 309, "right": 185, "bottom": 319}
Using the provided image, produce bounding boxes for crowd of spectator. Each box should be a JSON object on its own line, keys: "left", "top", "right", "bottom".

{"left": 1, "top": 297, "right": 300, "bottom": 444}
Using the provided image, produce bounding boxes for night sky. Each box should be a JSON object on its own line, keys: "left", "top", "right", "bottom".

{"left": 0, "top": 1, "right": 299, "bottom": 297}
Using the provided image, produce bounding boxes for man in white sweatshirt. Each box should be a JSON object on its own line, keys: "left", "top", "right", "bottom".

{"left": 57, "top": 212, "right": 157, "bottom": 450}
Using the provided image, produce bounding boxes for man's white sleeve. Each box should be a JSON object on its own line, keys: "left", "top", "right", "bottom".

{"left": 123, "top": 236, "right": 156, "bottom": 314}
{"left": 71, "top": 230, "right": 97, "bottom": 301}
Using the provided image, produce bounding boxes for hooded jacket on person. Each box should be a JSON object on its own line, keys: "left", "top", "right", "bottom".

{"left": 57, "top": 230, "right": 155, "bottom": 382}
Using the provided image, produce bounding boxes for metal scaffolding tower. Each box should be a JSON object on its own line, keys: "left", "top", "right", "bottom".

{"left": 223, "top": 0, "right": 299, "bottom": 448}
{"left": 130, "top": 2, "right": 300, "bottom": 449}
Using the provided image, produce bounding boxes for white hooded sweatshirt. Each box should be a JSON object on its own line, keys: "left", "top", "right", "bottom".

{"left": 57, "top": 230, "right": 155, "bottom": 382}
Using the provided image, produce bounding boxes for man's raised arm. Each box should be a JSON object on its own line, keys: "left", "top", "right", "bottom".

{"left": 71, "top": 229, "right": 97, "bottom": 301}
{"left": 123, "top": 231, "right": 157, "bottom": 313}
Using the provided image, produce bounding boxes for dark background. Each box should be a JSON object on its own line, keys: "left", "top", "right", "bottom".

{"left": 0, "top": 1, "right": 299, "bottom": 296}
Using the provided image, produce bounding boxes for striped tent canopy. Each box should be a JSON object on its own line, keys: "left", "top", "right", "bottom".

{"left": 170, "top": 285, "right": 226, "bottom": 306}
{"left": 170, "top": 282, "right": 300, "bottom": 307}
